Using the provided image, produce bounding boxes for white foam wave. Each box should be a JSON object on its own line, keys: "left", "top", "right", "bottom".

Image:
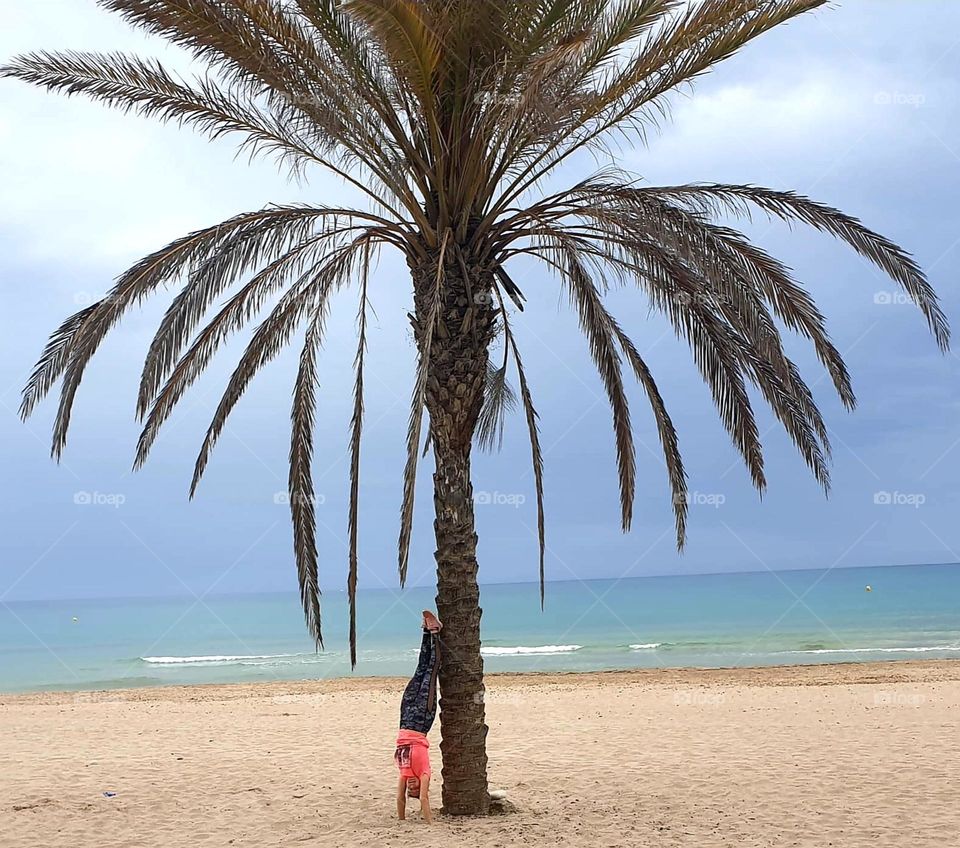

{"left": 141, "top": 654, "right": 299, "bottom": 666}
{"left": 481, "top": 644, "right": 582, "bottom": 656}
{"left": 774, "top": 645, "right": 959, "bottom": 656}
{"left": 629, "top": 643, "right": 662, "bottom": 651}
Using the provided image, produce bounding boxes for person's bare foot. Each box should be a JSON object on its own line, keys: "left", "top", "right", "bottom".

{"left": 422, "top": 610, "right": 442, "bottom": 632}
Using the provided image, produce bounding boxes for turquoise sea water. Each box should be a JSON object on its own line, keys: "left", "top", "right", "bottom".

{"left": 2, "top": 563, "right": 959, "bottom": 693}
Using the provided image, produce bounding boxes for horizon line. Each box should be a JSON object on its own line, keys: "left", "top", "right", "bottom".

{"left": 4, "top": 558, "right": 958, "bottom": 606}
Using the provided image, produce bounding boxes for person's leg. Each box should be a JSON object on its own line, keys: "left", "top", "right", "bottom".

{"left": 418, "top": 632, "right": 440, "bottom": 728}
{"left": 412, "top": 628, "right": 434, "bottom": 678}
{"left": 399, "top": 629, "right": 440, "bottom": 733}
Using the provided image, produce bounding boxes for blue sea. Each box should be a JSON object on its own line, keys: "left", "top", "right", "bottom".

{"left": 2, "top": 563, "right": 959, "bottom": 693}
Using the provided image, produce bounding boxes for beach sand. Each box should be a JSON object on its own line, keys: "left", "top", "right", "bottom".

{"left": 2, "top": 660, "right": 959, "bottom": 847}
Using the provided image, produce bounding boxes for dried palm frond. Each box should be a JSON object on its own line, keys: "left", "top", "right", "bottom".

{"left": 476, "top": 359, "right": 519, "bottom": 453}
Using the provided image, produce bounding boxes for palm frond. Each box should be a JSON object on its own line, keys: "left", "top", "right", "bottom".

{"left": 697, "top": 223, "right": 855, "bottom": 410}
{"left": 494, "top": 287, "right": 546, "bottom": 605}
{"left": 476, "top": 358, "right": 518, "bottom": 453}
{"left": 190, "top": 236, "right": 371, "bottom": 495}
{"left": 137, "top": 208, "right": 395, "bottom": 420}
{"left": 651, "top": 184, "right": 950, "bottom": 349}
{"left": 513, "top": 225, "right": 768, "bottom": 491}
{"left": 553, "top": 241, "right": 636, "bottom": 530}
{"left": 347, "top": 244, "right": 372, "bottom": 667}
{"left": 608, "top": 321, "right": 688, "bottom": 549}
{"left": 639, "top": 247, "right": 767, "bottom": 492}
{"left": 95, "top": 0, "right": 278, "bottom": 65}
{"left": 19, "top": 305, "right": 97, "bottom": 423}
{"left": 0, "top": 51, "right": 325, "bottom": 173}
{"left": 553, "top": 183, "right": 853, "bottom": 412}
{"left": 43, "top": 207, "right": 329, "bottom": 459}
{"left": 598, "top": 0, "right": 827, "bottom": 119}
{"left": 481, "top": 0, "right": 827, "bottom": 221}
{"left": 553, "top": 189, "right": 834, "bottom": 480}
{"left": 289, "top": 303, "right": 325, "bottom": 651}
{"left": 134, "top": 240, "right": 335, "bottom": 469}
{"left": 342, "top": 0, "right": 442, "bottom": 106}
{"left": 398, "top": 231, "right": 450, "bottom": 586}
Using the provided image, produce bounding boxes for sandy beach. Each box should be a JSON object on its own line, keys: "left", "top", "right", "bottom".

{"left": 3, "top": 660, "right": 959, "bottom": 847}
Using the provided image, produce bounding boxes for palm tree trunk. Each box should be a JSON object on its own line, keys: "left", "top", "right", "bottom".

{"left": 412, "top": 249, "right": 495, "bottom": 815}
{"left": 431, "top": 432, "right": 490, "bottom": 815}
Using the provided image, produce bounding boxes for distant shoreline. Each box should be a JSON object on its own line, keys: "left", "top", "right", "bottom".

{"left": 4, "top": 657, "right": 959, "bottom": 703}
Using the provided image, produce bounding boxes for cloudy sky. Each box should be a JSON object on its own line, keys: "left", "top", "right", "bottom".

{"left": 1, "top": 1, "right": 958, "bottom": 605}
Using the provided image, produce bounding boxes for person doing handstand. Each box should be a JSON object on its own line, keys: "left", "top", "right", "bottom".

{"left": 394, "top": 610, "right": 442, "bottom": 823}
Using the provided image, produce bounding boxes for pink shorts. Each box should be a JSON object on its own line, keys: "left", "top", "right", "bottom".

{"left": 395, "top": 730, "right": 431, "bottom": 779}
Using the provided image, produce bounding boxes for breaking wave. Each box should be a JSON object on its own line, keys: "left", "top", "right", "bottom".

{"left": 140, "top": 654, "right": 301, "bottom": 666}
{"left": 772, "top": 645, "right": 958, "bottom": 656}
{"left": 481, "top": 644, "right": 582, "bottom": 656}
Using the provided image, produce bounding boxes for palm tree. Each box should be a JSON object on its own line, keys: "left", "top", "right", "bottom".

{"left": 4, "top": 0, "right": 948, "bottom": 815}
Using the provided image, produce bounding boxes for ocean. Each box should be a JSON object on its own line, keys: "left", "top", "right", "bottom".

{"left": 2, "top": 563, "right": 958, "bottom": 693}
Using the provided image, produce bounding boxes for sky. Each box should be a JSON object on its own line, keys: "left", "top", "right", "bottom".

{"left": 1, "top": 1, "right": 958, "bottom": 605}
